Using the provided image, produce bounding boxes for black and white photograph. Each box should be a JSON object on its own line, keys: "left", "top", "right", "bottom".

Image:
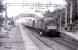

{"left": 0, "top": 0, "right": 78, "bottom": 50}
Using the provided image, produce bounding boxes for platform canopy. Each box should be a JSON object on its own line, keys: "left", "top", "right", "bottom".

{"left": 14, "top": 12, "right": 44, "bottom": 21}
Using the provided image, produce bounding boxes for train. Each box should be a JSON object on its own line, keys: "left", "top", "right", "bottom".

{"left": 23, "top": 17, "right": 60, "bottom": 37}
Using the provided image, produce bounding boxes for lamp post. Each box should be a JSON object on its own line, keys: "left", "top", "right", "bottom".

{"left": 65, "top": 5, "right": 67, "bottom": 30}
{"left": 70, "top": 1, "right": 73, "bottom": 31}
{"left": 5, "top": 3, "right": 8, "bottom": 30}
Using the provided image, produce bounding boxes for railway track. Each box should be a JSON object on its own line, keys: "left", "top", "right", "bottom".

{"left": 33, "top": 33, "right": 75, "bottom": 50}
{"left": 24, "top": 26, "right": 78, "bottom": 50}
{"left": 25, "top": 27, "right": 73, "bottom": 50}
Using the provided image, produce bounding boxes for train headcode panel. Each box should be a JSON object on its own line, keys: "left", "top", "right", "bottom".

{"left": 47, "top": 26, "right": 57, "bottom": 30}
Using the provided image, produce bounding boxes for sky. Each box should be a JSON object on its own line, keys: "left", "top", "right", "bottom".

{"left": 3, "top": 0, "right": 67, "bottom": 18}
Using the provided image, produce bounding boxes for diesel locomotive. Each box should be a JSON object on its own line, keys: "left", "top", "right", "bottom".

{"left": 23, "top": 18, "right": 60, "bottom": 37}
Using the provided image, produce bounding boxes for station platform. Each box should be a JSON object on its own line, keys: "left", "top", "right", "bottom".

{"left": 59, "top": 30, "right": 78, "bottom": 43}
{"left": 0, "top": 26, "right": 25, "bottom": 50}
{"left": 61, "top": 31, "right": 78, "bottom": 40}
{"left": 0, "top": 25, "right": 40, "bottom": 50}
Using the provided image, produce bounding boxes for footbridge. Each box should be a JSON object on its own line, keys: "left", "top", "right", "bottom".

{"left": 13, "top": 12, "right": 44, "bottom": 21}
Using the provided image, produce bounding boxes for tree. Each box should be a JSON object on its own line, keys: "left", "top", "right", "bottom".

{"left": 43, "top": 10, "right": 52, "bottom": 17}
{"left": 0, "top": 0, "right": 4, "bottom": 13}
{"left": 50, "top": 8, "right": 66, "bottom": 27}
{"left": 0, "top": 0, "right": 4, "bottom": 28}
{"left": 66, "top": 0, "right": 78, "bottom": 23}
{"left": 72, "top": 0, "right": 78, "bottom": 22}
